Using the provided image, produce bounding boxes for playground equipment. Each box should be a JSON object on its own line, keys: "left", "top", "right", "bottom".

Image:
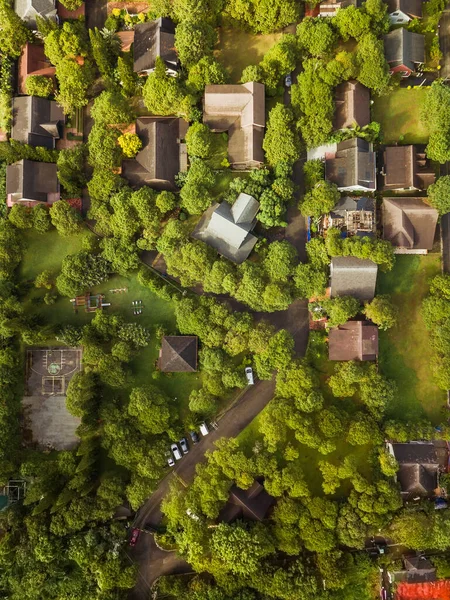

{"left": 70, "top": 293, "right": 109, "bottom": 313}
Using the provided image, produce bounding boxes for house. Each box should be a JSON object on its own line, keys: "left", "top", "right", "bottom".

{"left": 384, "top": 28, "right": 425, "bottom": 77}
{"left": 218, "top": 480, "right": 274, "bottom": 523}
{"left": 389, "top": 555, "right": 436, "bottom": 584}
{"left": 192, "top": 193, "right": 260, "bottom": 264}
{"left": 330, "top": 256, "right": 378, "bottom": 301}
{"left": 6, "top": 159, "right": 59, "bottom": 206}
{"left": 382, "top": 197, "right": 438, "bottom": 253}
{"left": 382, "top": 145, "right": 435, "bottom": 191}
{"left": 18, "top": 42, "right": 55, "bottom": 96}
{"left": 387, "top": 0, "right": 422, "bottom": 24}
{"left": 159, "top": 336, "right": 198, "bottom": 372}
{"left": 389, "top": 442, "right": 440, "bottom": 499}
{"left": 334, "top": 81, "right": 371, "bottom": 130}
{"left": 15, "top": 0, "right": 56, "bottom": 29}
{"left": 133, "top": 18, "right": 178, "bottom": 75}
{"left": 326, "top": 196, "right": 376, "bottom": 237}
{"left": 11, "top": 97, "right": 64, "bottom": 149}
{"left": 318, "top": 0, "right": 362, "bottom": 17}
{"left": 328, "top": 320, "right": 379, "bottom": 361}
{"left": 121, "top": 117, "right": 188, "bottom": 191}
{"left": 325, "top": 138, "right": 376, "bottom": 192}
{"left": 203, "top": 82, "right": 265, "bottom": 170}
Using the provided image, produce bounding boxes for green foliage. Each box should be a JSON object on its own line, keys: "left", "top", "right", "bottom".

{"left": 49, "top": 200, "right": 82, "bottom": 237}
{"left": 189, "top": 388, "right": 218, "bottom": 415}
{"left": 428, "top": 175, "right": 450, "bottom": 214}
{"left": 128, "top": 385, "right": 173, "bottom": 435}
{"left": 186, "top": 122, "right": 213, "bottom": 158}
{"left": 24, "top": 75, "right": 53, "bottom": 98}
{"left": 300, "top": 180, "right": 340, "bottom": 217}
{"left": 325, "top": 227, "right": 395, "bottom": 271}
{"left": 118, "top": 132, "right": 142, "bottom": 158}
{"left": 143, "top": 57, "right": 195, "bottom": 118}
{"left": 88, "top": 123, "right": 122, "bottom": 169}
{"left": 89, "top": 27, "right": 120, "bottom": 81}
{"left": 56, "top": 251, "right": 110, "bottom": 296}
{"left": 0, "top": 91, "right": 12, "bottom": 132}
{"left": 175, "top": 21, "right": 217, "bottom": 68}
{"left": 0, "top": 0, "right": 31, "bottom": 57}
{"left": 8, "top": 204, "right": 33, "bottom": 229}
{"left": 59, "top": 0, "right": 83, "bottom": 9}
{"left": 355, "top": 33, "right": 390, "bottom": 93}
{"left": 179, "top": 159, "right": 215, "bottom": 214}
{"left": 297, "top": 18, "right": 337, "bottom": 57}
{"left": 57, "top": 145, "right": 87, "bottom": 197}
{"left": 186, "top": 56, "right": 228, "bottom": 94}
{"left": 364, "top": 295, "right": 398, "bottom": 330}
{"left": 422, "top": 81, "right": 450, "bottom": 163}
{"left": 263, "top": 103, "right": 301, "bottom": 166}
{"left": 223, "top": 0, "right": 299, "bottom": 34}
{"left": 117, "top": 53, "right": 139, "bottom": 96}
{"left": 90, "top": 89, "right": 135, "bottom": 125}
{"left": 310, "top": 296, "right": 360, "bottom": 327}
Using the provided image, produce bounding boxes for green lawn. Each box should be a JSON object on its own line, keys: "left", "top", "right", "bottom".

{"left": 371, "top": 87, "right": 429, "bottom": 145}
{"left": 376, "top": 253, "right": 446, "bottom": 424}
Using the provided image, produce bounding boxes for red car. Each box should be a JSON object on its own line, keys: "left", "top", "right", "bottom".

{"left": 129, "top": 528, "right": 140, "bottom": 547}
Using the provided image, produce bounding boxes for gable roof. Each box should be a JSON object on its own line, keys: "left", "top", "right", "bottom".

{"left": 329, "top": 320, "right": 378, "bottom": 361}
{"left": 325, "top": 138, "right": 376, "bottom": 190}
{"left": 15, "top": 0, "right": 56, "bottom": 28}
{"left": 382, "top": 197, "right": 438, "bottom": 250}
{"left": 12, "top": 97, "right": 64, "bottom": 149}
{"left": 391, "top": 443, "right": 439, "bottom": 498}
{"left": 383, "top": 145, "right": 435, "bottom": 191}
{"left": 330, "top": 256, "right": 378, "bottom": 301}
{"left": 159, "top": 336, "right": 198, "bottom": 372}
{"left": 6, "top": 159, "right": 58, "bottom": 202}
{"left": 386, "top": 0, "right": 422, "bottom": 18}
{"left": 392, "top": 442, "right": 438, "bottom": 465}
{"left": 218, "top": 480, "right": 274, "bottom": 524}
{"left": 133, "top": 18, "right": 177, "bottom": 73}
{"left": 384, "top": 28, "right": 425, "bottom": 70}
{"left": 334, "top": 81, "right": 371, "bottom": 130}
{"left": 192, "top": 193, "right": 259, "bottom": 263}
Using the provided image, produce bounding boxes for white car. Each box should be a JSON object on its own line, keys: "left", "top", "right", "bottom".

{"left": 245, "top": 367, "right": 254, "bottom": 385}
{"left": 171, "top": 443, "right": 182, "bottom": 461}
{"left": 167, "top": 455, "right": 175, "bottom": 467}
{"left": 199, "top": 422, "right": 209, "bottom": 436}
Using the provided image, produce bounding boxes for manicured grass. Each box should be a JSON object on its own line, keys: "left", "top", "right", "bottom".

{"left": 215, "top": 27, "right": 283, "bottom": 83}
{"left": 371, "top": 87, "right": 429, "bottom": 145}
{"left": 207, "top": 133, "right": 229, "bottom": 170}
{"left": 377, "top": 253, "right": 446, "bottom": 424}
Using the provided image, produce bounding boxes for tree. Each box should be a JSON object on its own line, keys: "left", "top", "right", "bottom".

{"left": 24, "top": 75, "right": 53, "bottom": 98}
{"left": 186, "top": 56, "right": 228, "bottom": 94}
{"left": 49, "top": 200, "right": 81, "bottom": 236}
{"left": 320, "top": 296, "right": 360, "bottom": 327}
{"left": 143, "top": 57, "right": 195, "bottom": 118}
{"left": 118, "top": 132, "right": 142, "bottom": 158}
{"left": 428, "top": 175, "right": 450, "bottom": 214}
{"left": 8, "top": 203, "right": 33, "bottom": 229}
{"left": 58, "top": 0, "right": 83, "bottom": 9}
{"left": 156, "top": 191, "right": 177, "bottom": 214}
{"left": 347, "top": 413, "right": 375, "bottom": 445}
{"left": 173, "top": 0, "right": 223, "bottom": 25}
{"left": 263, "top": 241, "right": 297, "bottom": 281}
{"left": 56, "top": 252, "right": 110, "bottom": 296}
{"left": 175, "top": 21, "right": 217, "bottom": 68}
{"left": 54, "top": 58, "right": 95, "bottom": 113}
{"left": 0, "top": 0, "right": 31, "bottom": 57}
{"left": 334, "top": 5, "right": 371, "bottom": 41}
{"left": 33, "top": 204, "right": 52, "bottom": 234}
{"left": 57, "top": 145, "right": 87, "bottom": 197}
{"left": 88, "top": 123, "right": 122, "bottom": 169}
{"left": 223, "top": 0, "right": 299, "bottom": 34}
{"left": 263, "top": 104, "right": 301, "bottom": 167}
{"left": 300, "top": 180, "right": 340, "bottom": 218}
{"left": 364, "top": 295, "right": 398, "bottom": 330}
{"left": 356, "top": 33, "right": 390, "bottom": 92}
{"left": 89, "top": 27, "right": 120, "bottom": 81}
{"left": 422, "top": 81, "right": 450, "bottom": 163}
{"left": 185, "top": 122, "right": 213, "bottom": 158}
{"left": 297, "top": 17, "right": 337, "bottom": 57}
{"left": 35, "top": 270, "right": 53, "bottom": 289}
{"left": 189, "top": 389, "right": 217, "bottom": 415}
{"left": 65, "top": 371, "right": 97, "bottom": 418}
{"left": 128, "top": 386, "right": 172, "bottom": 434}
{"left": 90, "top": 89, "right": 135, "bottom": 125}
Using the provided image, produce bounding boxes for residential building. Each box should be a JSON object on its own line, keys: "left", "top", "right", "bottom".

{"left": 218, "top": 480, "right": 274, "bottom": 523}
{"left": 325, "top": 138, "right": 376, "bottom": 192}
{"left": 387, "top": 0, "right": 422, "bottom": 24}
{"left": 203, "top": 82, "right": 265, "bottom": 169}
{"left": 389, "top": 442, "right": 440, "bottom": 500}
{"left": 15, "top": 0, "right": 56, "bottom": 29}
{"left": 318, "top": 0, "right": 362, "bottom": 17}
{"left": 328, "top": 320, "right": 379, "bottom": 361}
{"left": 382, "top": 145, "right": 435, "bottom": 191}
{"left": 325, "top": 196, "right": 376, "bottom": 237}
{"left": 389, "top": 555, "right": 436, "bottom": 584}
{"left": 11, "top": 96, "right": 64, "bottom": 149}
{"left": 333, "top": 81, "right": 371, "bottom": 130}
{"left": 6, "top": 159, "right": 59, "bottom": 206}
{"left": 384, "top": 28, "right": 425, "bottom": 77}
{"left": 159, "top": 336, "right": 198, "bottom": 372}
{"left": 122, "top": 117, "right": 188, "bottom": 191}
{"left": 330, "top": 256, "right": 378, "bottom": 301}
{"left": 18, "top": 42, "right": 55, "bottom": 96}
{"left": 382, "top": 197, "right": 438, "bottom": 253}
{"left": 133, "top": 18, "right": 178, "bottom": 75}
{"left": 192, "top": 193, "right": 260, "bottom": 264}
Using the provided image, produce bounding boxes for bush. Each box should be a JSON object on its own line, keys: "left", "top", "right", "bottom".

{"left": 185, "top": 122, "right": 213, "bottom": 158}
{"left": 25, "top": 75, "right": 53, "bottom": 98}
{"left": 118, "top": 133, "right": 142, "bottom": 158}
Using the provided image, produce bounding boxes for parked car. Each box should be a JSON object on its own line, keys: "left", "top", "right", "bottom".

{"left": 179, "top": 437, "right": 189, "bottom": 454}
{"left": 245, "top": 366, "right": 254, "bottom": 385}
{"left": 199, "top": 422, "right": 209, "bottom": 436}
{"left": 129, "top": 528, "right": 140, "bottom": 547}
{"left": 285, "top": 73, "right": 292, "bottom": 87}
{"left": 171, "top": 443, "right": 182, "bottom": 460}
{"left": 189, "top": 430, "right": 200, "bottom": 444}
{"left": 167, "top": 455, "right": 175, "bottom": 467}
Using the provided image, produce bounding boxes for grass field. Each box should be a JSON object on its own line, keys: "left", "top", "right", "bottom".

{"left": 377, "top": 253, "right": 445, "bottom": 424}
{"left": 371, "top": 87, "right": 429, "bottom": 145}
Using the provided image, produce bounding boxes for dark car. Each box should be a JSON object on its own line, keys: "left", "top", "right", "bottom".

{"left": 129, "top": 528, "right": 140, "bottom": 547}
{"left": 189, "top": 430, "right": 199, "bottom": 444}
{"left": 179, "top": 437, "right": 189, "bottom": 454}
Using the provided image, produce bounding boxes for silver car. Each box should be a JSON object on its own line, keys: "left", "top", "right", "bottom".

{"left": 171, "top": 443, "right": 182, "bottom": 461}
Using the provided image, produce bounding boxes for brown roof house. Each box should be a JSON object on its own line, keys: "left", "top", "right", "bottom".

{"left": 18, "top": 42, "right": 55, "bottom": 96}
{"left": 327, "top": 196, "right": 376, "bottom": 237}
{"left": 159, "top": 336, "right": 198, "bottom": 372}
{"left": 122, "top": 117, "right": 188, "bottom": 191}
{"left": 192, "top": 193, "right": 260, "bottom": 263}
{"left": 388, "top": 442, "right": 439, "bottom": 500}
{"left": 334, "top": 81, "right": 371, "bottom": 131}
{"left": 389, "top": 555, "right": 436, "bottom": 584}
{"left": 328, "top": 320, "right": 379, "bottom": 361}
{"left": 325, "top": 138, "right": 376, "bottom": 192}
{"left": 318, "top": 0, "right": 362, "bottom": 17}
{"left": 382, "top": 145, "right": 435, "bottom": 191}
{"left": 218, "top": 480, "right": 275, "bottom": 524}
{"left": 382, "top": 197, "right": 438, "bottom": 253}
{"left": 6, "top": 159, "right": 59, "bottom": 206}
{"left": 387, "top": 0, "right": 423, "bottom": 25}
{"left": 384, "top": 28, "right": 425, "bottom": 77}
{"left": 12, "top": 96, "right": 64, "bottom": 149}
{"left": 15, "top": 0, "right": 57, "bottom": 29}
{"left": 133, "top": 18, "right": 178, "bottom": 75}
{"left": 330, "top": 256, "right": 378, "bottom": 302}
{"left": 203, "top": 82, "right": 265, "bottom": 170}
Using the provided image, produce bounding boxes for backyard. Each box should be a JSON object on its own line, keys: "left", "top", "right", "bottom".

{"left": 376, "top": 253, "right": 446, "bottom": 424}
{"left": 371, "top": 87, "right": 429, "bottom": 145}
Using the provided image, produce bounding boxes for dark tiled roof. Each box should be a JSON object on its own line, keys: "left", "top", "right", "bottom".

{"left": 330, "top": 256, "right": 377, "bottom": 301}
{"left": 159, "top": 336, "right": 198, "bottom": 372}
{"left": 334, "top": 81, "right": 371, "bottom": 130}
{"left": 383, "top": 145, "right": 435, "bottom": 191}
{"left": 391, "top": 556, "right": 436, "bottom": 583}
{"left": 6, "top": 159, "right": 58, "bottom": 202}
{"left": 328, "top": 320, "right": 378, "bottom": 361}
{"left": 392, "top": 443, "right": 438, "bottom": 465}
{"left": 382, "top": 197, "right": 438, "bottom": 250}
{"left": 133, "top": 18, "right": 177, "bottom": 73}
{"left": 12, "top": 96, "right": 64, "bottom": 149}
{"left": 384, "top": 28, "right": 425, "bottom": 70}
{"left": 325, "top": 138, "right": 376, "bottom": 190}
{"left": 218, "top": 480, "right": 274, "bottom": 524}
{"left": 387, "top": 0, "right": 422, "bottom": 18}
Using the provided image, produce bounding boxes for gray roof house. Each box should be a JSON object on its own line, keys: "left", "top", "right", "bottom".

{"left": 387, "top": 0, "right": 423, "bottom": 24}
{"left": 325, "top": 138, "right": 376, "bottom": 192}
{"left": 15, "top": 0, "right": 57, "bottom": 29}
{"left": 192, "top": 193, "right": 260, "bottom": 263}
{"left": 11, "top": 96, "right": 64, "bottom": 149}
{"left": 133, "top": 18, "right": 178, "bottom": 75}
{"left": 382, "top": 197, "right": 438, "bottom": 253}
{"left": 390, "top": 442, "right": 439, "bottom": 500}
{"left": 159, "top": 336, "right": 197, "bottom": 372}
{"left": 122, "top": 117, "right": 188, "bottom": 191}
{"left": 203, "top": 83, "right": 265, "bottom": 169}
{"left": 218, "top": 480, "right": 275, "bottom": 524}
{"left": 6, "top": 159, "right": 59, "bottom": 204}
{"left": 384, "top": 28, "right": 425, "bottom": 76}
{"left": 389, "top": 555, "right": 436, "bottom": 584}
{"left": 330, "top": 256, "right": 378, "bottom": 301}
